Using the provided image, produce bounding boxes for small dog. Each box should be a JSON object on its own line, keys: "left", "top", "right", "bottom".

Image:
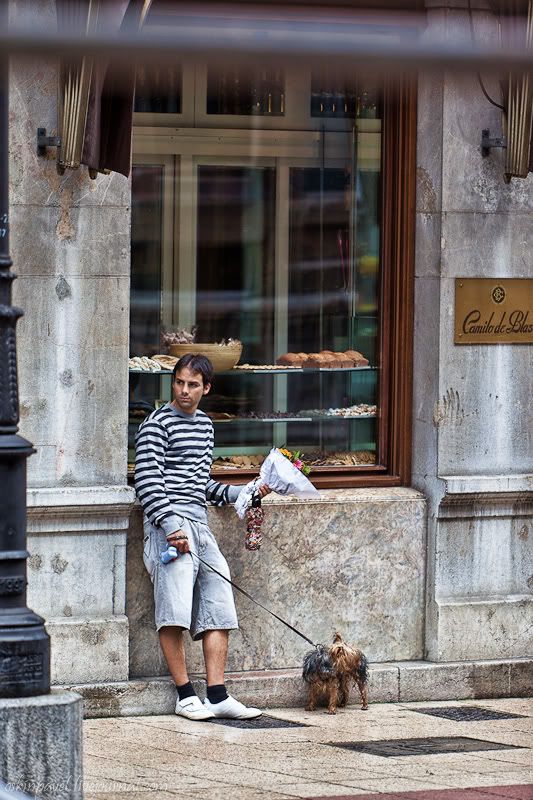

{"left": 302, "top": 632, "right": 369, "bottom": 714}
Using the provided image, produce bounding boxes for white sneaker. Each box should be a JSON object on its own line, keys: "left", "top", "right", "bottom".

{"left": 203, "top": 694, "right": 262, "bottom": 719}
{"left": 175, "top": 695, "right": 215, "bottom": 721}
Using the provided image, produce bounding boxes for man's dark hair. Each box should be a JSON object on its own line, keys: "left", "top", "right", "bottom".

{"left": 172, "top": 353, "right": 214, "bottom": 386}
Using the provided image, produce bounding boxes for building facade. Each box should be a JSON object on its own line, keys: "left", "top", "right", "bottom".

{"left": 8, "top": 0, "right": 532, "bottom": 709}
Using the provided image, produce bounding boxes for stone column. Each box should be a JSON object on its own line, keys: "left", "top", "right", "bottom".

{"left": 9, "top": 0, "right": 134, "bottom": 684}
{"left": 413, "top": 1, "right": 533, "bottom": 661}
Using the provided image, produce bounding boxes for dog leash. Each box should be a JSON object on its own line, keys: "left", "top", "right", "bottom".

{"left": 187, "top": 548, "right": 318, "bottom": 649}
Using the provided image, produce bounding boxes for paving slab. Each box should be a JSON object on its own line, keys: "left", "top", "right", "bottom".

{"left": 82, "top": 698, "right": 533, "bottom": 799}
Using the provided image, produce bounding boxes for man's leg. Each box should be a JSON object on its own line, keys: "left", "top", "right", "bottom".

{"left": 159, "top": 626, "right": 189, "bottom": 685}
{"left": 201, "top": 628, "right": 261, "bottom": 719}
{"left": 193, "top": 525, "right": 261, "bottom": 718}
{"left": 203, "top": 629, "right": 229, "bottom": 686}
{"left": 159, "top": 625, "right": 214, "bottom": 720}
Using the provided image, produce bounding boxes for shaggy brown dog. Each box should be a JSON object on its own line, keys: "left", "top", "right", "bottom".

{"left": 302, "top": 632, "right": 369, "bottom": 714}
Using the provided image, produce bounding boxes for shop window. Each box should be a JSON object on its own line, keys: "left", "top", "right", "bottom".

{"left": 128, "top": 63, "right": 415, "bottom": 488}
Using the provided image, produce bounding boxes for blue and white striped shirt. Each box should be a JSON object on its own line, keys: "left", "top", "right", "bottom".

{"left": 135, "top": 402, "right": 241, "bottom": 533}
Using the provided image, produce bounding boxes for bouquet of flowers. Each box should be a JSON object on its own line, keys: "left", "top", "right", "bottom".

{"left": 277, "top": 447, "right": 312, "bottom": 477}
{"left": 236, "top": 447, "right": 319, "bottom": 551}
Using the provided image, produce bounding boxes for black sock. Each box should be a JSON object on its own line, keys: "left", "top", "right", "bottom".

{"left": 176, "top": 681, "right": 196, "bottom": 701}
{"left": 207, "top": 684, "right": 228, "bottom": 704}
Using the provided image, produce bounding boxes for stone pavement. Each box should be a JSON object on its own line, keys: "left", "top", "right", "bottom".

{"left": 83, "top": 698, "right": 533, "bottom": 800}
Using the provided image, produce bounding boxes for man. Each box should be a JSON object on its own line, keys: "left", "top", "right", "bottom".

{"left": 135, "top": 353, "right": 269, "bottom": 721}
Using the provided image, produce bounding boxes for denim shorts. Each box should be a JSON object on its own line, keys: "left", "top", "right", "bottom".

{"left": 143, "top": 514, "right": 239, "bottom": 638}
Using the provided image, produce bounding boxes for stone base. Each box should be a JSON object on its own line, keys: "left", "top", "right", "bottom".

{"left": 128, "top": 489, "right": 428, "bottom": 678}
{"left": 46, "top": 616, "right": 129, "bottom": 684}
{"left": 61, "top": 657, "right": 533, "bottom": 718}
{"left": 0, "top": 690, "right": 83, "bottom": 799}
{"left": 27, "top": 486, "right": 134, "bottom": 684}
{"left": 432, "top": 596, "right": 533, "bottom": 661}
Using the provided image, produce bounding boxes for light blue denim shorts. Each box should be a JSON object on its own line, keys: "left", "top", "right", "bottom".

{"left": 143, "top": 514, "right": 239, "bottom": 638}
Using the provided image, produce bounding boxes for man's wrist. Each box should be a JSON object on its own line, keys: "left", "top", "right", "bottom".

{"left": 159, "top": 515, "right": 183, "bottom": 536}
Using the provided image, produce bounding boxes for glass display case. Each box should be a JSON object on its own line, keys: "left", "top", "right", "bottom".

{"left": 129, "top": 63, "right": 383, "bottom": 482}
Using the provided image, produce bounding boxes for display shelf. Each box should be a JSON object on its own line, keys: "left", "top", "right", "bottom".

{"left": 129, "top": 365, "right": 376, "bottom": 375}
{"left": 210, "top": 414, "right": 376, "bottom": 423}
{"left": 212, "top": 416, "right": 313, "bottom": 423}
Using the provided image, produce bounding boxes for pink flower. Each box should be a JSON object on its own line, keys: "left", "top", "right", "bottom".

{"left": 293, "top": 458, "right": 303, "bottom": 470}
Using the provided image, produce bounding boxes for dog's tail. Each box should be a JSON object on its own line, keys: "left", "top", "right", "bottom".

{"left": 357, "top": 653, "right": 369, "bottom": 684}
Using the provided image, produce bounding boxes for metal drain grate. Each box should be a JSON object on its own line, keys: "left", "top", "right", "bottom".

{"left": 207, "top": 715, "right": 308, "bottom": 729}
{"left": 328, "top": 736, "right": 525, "bottom": 757}
{"left": 410, "top": 706, "right": 528, "bottom": 722}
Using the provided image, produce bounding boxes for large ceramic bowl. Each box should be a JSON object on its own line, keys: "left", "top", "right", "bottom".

{"left": 168, "top": 341, "right": 243, "bottom": 373}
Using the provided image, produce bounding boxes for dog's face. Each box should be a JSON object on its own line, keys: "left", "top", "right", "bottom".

{"left": 329, "top": 632, "right": 364, "bottom": 673}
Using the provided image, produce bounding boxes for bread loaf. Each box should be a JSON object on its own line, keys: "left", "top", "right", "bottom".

{"left": 304, "top": 352, "right": 335, "bottom": 368}
{"left": 277, "top": 352, "right": 306, "bottom": 366}
{"left": 344, "top": 350, "right": 369, "bottom": 366}
{"left": 332, "top": 352, "right": 354, "bottom": 367}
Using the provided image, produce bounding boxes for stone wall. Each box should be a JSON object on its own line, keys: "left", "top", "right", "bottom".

{"left": 413, "top": 1, "right": 533, "bottom": 661}
{"left": 127, "top": 489, "right": 427, "bottom": 677}
{"left": 9, "top": 0, "right": 133, "bottom": 683}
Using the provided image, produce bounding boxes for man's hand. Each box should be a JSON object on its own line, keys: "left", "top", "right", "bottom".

{"left": 258, "top": 484, "right": 271, "bottom": 499}
{"left": 166, "top": 530, "right": 190, "bottom": 554}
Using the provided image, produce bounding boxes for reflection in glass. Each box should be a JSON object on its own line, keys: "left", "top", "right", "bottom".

{"left": 130, "top": 165, "right": 163, "bottom": 356}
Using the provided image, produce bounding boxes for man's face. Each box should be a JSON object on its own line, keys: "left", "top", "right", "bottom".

{"left": 172, "top": 366, "right": 210, "bottom": 414}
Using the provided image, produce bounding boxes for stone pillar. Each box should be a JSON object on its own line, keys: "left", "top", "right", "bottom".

{"left": 413, "top": 1, "right": 533, "bottom": 661}
{"left": 0, "top": 691, "right": 82, "bottom": 800}
{"left": 9, "top": 0, "right": 134, "bottom": 684}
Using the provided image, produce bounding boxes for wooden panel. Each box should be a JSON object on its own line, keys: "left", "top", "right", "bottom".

{"left": 381, "top": 78, "right": 417, "bottom": 485}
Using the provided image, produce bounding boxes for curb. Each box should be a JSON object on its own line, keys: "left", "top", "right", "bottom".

{"left": 60, "top": 658, "right": 533, "bottom": 718}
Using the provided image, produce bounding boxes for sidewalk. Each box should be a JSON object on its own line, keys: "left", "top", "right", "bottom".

{"left": 83, "top": 697, "right": 533, "bottom": 800}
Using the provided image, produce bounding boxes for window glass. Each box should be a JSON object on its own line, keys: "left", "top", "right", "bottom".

{"left": 129, "top": 66, "right": 382, "bottom": 478}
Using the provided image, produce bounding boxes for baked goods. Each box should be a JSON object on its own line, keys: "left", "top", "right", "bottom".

{"left": 344, "top": 350, "right": 369, "bottom": 366}
{"left": 152, "top": 354, "right": 178, "bottom": 370}
{"left": 233, "top": 363, "right": 302, "bottom": 370}
{"left": 277, "top": 353, "right": 308, "bottom": 367}
{"left": 129, "top": 356, "right": 161, "bottom": 372}
{"left": 212, "top": 451, "right": 376, "bottom": 468}
{"left": 276, "top": 348, "right": 370, "bottom": 368}
{"left": 304, "top": 352, "right": 336, "bottom": 368}
{"left": 212, "top": 454, "right": 265, "bottom": 468}
{"left": 332, "top": 352, "right": 354, "bottom": 367}
{"left": 299, "top": 404, "right": 377, "bottom": 417}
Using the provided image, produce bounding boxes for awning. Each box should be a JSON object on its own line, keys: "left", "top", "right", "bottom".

{"left": 56, "top": 0, "right": 152, "bottom": 177}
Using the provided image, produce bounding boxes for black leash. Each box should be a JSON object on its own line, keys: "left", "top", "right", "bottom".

{"left": 188, "top": 548, "right": 317, "bottom": 649}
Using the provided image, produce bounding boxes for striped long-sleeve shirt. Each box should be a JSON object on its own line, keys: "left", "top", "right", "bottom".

{"left": 135, "top": 402, "right": 242, "bottom": 534}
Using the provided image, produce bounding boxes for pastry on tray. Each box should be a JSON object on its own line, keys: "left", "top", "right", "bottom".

{"left": 151, "top": 354, "right": 178, "bottom": 370}
{"left": 303, "top": 352, "right": 336, "bottom": 368}
{"left": 276, "top": 352, "right": 307, "bottom": 367}
{"left": 276, "top": 349, "right": 369, "bottom": 368}
{"left": 344, "top": 350, "right": 369, "bottom": 366}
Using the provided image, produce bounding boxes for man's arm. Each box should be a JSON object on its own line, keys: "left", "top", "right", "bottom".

{"left": 134, "top": 417, "right": 183, "bottom": 536}
{"left": 206, "top": 479, "right": 270, "bottom": 506}
{"left": 205, "top": 478, "right": 243, "bottom": 506}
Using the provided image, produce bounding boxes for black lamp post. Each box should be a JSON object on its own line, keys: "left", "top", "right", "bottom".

{"left": 0, "top": 10, "right": 50, "bottom": 698}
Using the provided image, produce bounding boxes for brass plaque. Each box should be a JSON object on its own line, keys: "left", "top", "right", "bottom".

{"left": 455, "top": 279, "right": 533, "bottom": 344}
